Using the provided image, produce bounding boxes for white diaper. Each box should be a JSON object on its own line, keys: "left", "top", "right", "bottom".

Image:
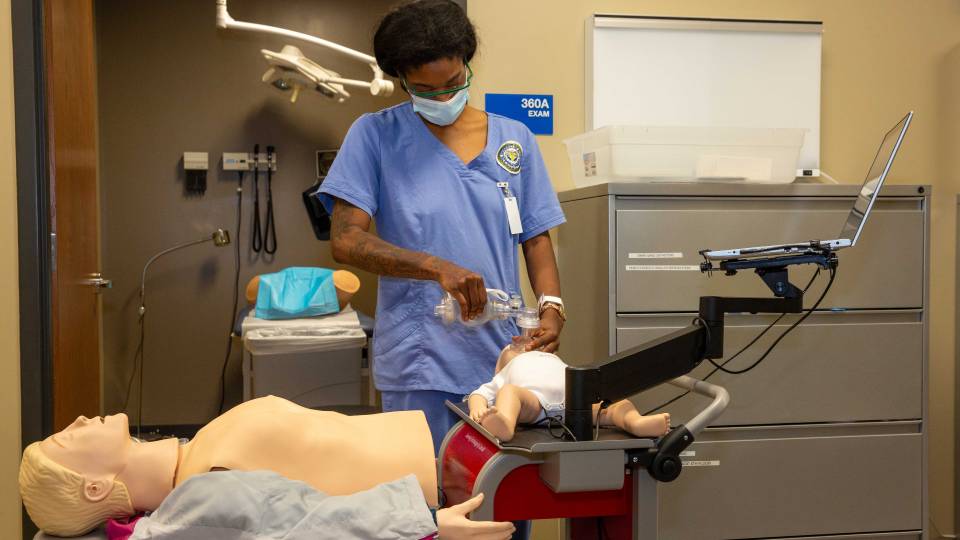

{"left": 469, "top": 351, "right": 569, "bottom": 424}
{"left": 533, "top": 403, "right": 566, "bottom": 424}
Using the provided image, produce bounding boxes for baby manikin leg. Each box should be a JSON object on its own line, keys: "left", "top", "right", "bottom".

{"left": 597, "top": 400, "right": 671, "bottom": 438}
{"left": 480, "top": 384, "right": 542, "bottom": 442}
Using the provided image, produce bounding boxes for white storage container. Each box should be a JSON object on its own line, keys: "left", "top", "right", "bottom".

{"left": 241, "top": 309, "right": 367, "bottom": 408}
{"left": 564, "top": 126, "right": 806, "bottom": 187}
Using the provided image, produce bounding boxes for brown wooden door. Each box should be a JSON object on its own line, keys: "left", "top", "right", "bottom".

{"left": 44, "top": 0, "right": 102, "bottom": 430}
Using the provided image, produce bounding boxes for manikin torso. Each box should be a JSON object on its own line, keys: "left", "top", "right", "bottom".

{"left": 38, "top": 396, "right": 439, "bottom": 512}
{"left": 175, "top": 396, "right": 439, "bottom": 506}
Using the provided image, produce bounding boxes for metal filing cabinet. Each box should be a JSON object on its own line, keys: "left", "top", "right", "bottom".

{"left": 557, "top": 183, "right": 929, "bottom": 540}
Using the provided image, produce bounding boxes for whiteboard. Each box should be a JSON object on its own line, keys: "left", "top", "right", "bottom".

{"left": 588, "top": 16, "right": 822, "bottom": 173}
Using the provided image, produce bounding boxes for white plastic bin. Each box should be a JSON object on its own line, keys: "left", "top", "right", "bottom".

{"left": 564, "top": 126, "right": 806, "bottom": 186}
{"left": 241, "top": 309, "right": 367, "bottom": 408}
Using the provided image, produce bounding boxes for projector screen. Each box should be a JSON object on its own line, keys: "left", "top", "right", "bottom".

{"left": 587, "top": 16, "right": 822, "bottom": 173}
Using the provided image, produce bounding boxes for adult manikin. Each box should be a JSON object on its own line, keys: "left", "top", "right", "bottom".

{"left": 20, "top": 396, "right": 514, "bottom": 538}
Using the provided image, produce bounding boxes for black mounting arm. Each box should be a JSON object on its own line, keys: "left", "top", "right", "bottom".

{"left": 562, "top": 250, "right": 837, "bottom": 480}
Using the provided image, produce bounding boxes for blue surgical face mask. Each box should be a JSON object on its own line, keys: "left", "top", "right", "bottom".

{"left": 410, "top": 88, "right": 469, "bottom": 126}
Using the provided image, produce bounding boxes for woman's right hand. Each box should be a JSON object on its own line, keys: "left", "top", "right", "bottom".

{"left": 431, "top": 257, "right": 486, "bottom": 320}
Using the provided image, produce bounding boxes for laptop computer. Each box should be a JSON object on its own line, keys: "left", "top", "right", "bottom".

{"left": 701, "top": 111, "right": 913, "bottom": 261}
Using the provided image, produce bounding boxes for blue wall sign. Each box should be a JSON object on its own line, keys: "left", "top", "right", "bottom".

{"left": 485, "top": 93, "right": 554, "bottom": 135}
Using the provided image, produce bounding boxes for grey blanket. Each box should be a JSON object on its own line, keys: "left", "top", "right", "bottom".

{"left": 130, "top": 470, "right": 437, "bottom": 540}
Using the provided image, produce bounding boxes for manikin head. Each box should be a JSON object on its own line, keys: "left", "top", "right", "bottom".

{"left": 495, "top": 343, "right": 525, "bottom": 373}
{"left": 20, "top": 414, "right": 135, "bottom": 536}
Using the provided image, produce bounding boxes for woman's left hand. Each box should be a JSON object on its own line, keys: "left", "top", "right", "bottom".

{"left": 526, "top": 309, "right": 564, "bottom": 353}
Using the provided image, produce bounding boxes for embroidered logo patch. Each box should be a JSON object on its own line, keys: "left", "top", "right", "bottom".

{"left": 496, "top": 141, "right": 523, "bottom": 175}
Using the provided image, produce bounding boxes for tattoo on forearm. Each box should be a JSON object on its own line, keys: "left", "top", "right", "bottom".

{"left": 347, "top": 232, "right": 438, "bottom": 280}
{"left": 331, "top": 200, "right": 440, "bottom": 281}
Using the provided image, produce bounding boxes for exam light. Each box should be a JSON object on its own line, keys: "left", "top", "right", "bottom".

{"left": 128, "top": 228, "right": 231, "bottom": 438}
{"left": 216, "top": 0, "right": 394, "bottom": 104}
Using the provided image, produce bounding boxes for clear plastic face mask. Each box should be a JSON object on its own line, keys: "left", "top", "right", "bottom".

{"left": 512, "top": 307, "right": 541, "bottom": 350}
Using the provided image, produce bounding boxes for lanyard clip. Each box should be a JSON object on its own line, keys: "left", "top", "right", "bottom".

{"left": 496, "top": 181, "right": 514, "bottom": 198}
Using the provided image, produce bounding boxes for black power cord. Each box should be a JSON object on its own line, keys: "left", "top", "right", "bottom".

{"left": 121, "top": 315, "right": 144, "bottom": 415}
{"left": 218, "top": 170, "right": 244, "bottom": 415}
{"left": 264, "top": 145, "right": 277, "bottom": 255}
{"left": 644, "top": 266, "right": 831, "bottom": 415}
{"left": 251, "top": 144, "right": 263, "bottom": 253}
{"left": 706, "top": 266, "right": 836, "bottom": 375}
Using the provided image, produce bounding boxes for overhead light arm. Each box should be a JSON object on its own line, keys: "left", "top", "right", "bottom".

{"left": 215, "top": 0, "right": 394, "bottom": 97}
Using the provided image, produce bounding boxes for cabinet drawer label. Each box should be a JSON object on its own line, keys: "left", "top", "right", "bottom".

{"left": 628, "top": 252, "right": 683, "bottom": 259}
{"left": 625, "top": 265, "right": 700, "bottom": 271}
{"left": 681, "top": 460, "right": 720, "bottom": 467}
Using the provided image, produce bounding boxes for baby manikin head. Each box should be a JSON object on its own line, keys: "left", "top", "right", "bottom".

{"left": 19, "top": 414, "right": 135, "bottom": 536}
{"left": 495, "top": 343, "right": 525, "bottom": 373}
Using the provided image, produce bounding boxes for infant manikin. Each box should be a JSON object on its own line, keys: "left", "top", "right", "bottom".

{"left": 467, "top": 343, "right": 671, "bottom": 442}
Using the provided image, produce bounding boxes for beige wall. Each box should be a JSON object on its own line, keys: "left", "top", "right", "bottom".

{"left": 0, "top": 0, "right": 22, "bottom": 536}
{"left": 468, "top": 0, "right": 959, "bottom": 536}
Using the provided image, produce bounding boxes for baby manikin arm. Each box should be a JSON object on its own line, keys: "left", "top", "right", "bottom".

{"left": 470, "top": 378, "right": 500, "bottom": 405}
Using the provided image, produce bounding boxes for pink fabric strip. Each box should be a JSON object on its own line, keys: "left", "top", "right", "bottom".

{"left": 105, "top": 515, "right": 143, "bottom": 540}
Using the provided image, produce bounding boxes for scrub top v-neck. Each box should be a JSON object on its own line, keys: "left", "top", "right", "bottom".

{"left": 318, "top": 102, "right": 565, "bottom": 395}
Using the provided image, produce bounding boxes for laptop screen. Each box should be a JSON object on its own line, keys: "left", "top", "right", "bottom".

{"left": 839, "top": 112, "right": 912, "bottom": 244}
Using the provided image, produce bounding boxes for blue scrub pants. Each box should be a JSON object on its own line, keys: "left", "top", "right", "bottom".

{"left": 380, "top": 390, "right": 531, "bottom": 540}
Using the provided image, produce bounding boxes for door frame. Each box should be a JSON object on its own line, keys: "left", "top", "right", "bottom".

{"left": 13, "top": 0, "right": 52, "bottom": 536}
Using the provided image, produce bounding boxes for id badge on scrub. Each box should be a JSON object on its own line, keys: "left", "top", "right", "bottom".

{"left": 498, "top": 182, "right": 523, "bottom": 235}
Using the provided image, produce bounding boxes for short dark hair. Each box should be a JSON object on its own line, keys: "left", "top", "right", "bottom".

{"left": 373, "top": 0, "right": 477, "bottom": 79}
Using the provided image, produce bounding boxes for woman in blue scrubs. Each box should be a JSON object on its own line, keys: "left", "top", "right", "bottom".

{"left": 318, "top": 0, "right": 566, "bottom": 454}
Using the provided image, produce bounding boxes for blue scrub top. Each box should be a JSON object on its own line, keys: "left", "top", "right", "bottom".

{"left": 318, "top": 102, "right": 565, "bottom": 395}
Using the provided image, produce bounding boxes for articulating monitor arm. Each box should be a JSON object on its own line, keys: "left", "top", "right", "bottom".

{"left": 563, "top": 251, "right": 838, "bottom": 481}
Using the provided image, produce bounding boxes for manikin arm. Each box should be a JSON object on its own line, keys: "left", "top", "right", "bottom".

{"left": 466, "top": 373, "right": 504, "bottom": 423}
{"left": 466, "top": 394, "right": 490, "bottom": 423}
{"left": 438, "top": 494, "right": 515, "bottom": 539}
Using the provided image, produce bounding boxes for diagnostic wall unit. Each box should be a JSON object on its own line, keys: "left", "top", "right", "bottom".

{"left": 558, "top": 183, "right": 929, "bottom": 539}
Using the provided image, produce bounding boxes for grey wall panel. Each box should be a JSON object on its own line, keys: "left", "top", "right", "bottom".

{"left": 615, "top": 198, "right": 923, "bottom": 312}
{"left": 658, "top": 431, "right": 923, "bottom": 539}
{"left": 618, "top": 311, "right": 923, "bottom": 425}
